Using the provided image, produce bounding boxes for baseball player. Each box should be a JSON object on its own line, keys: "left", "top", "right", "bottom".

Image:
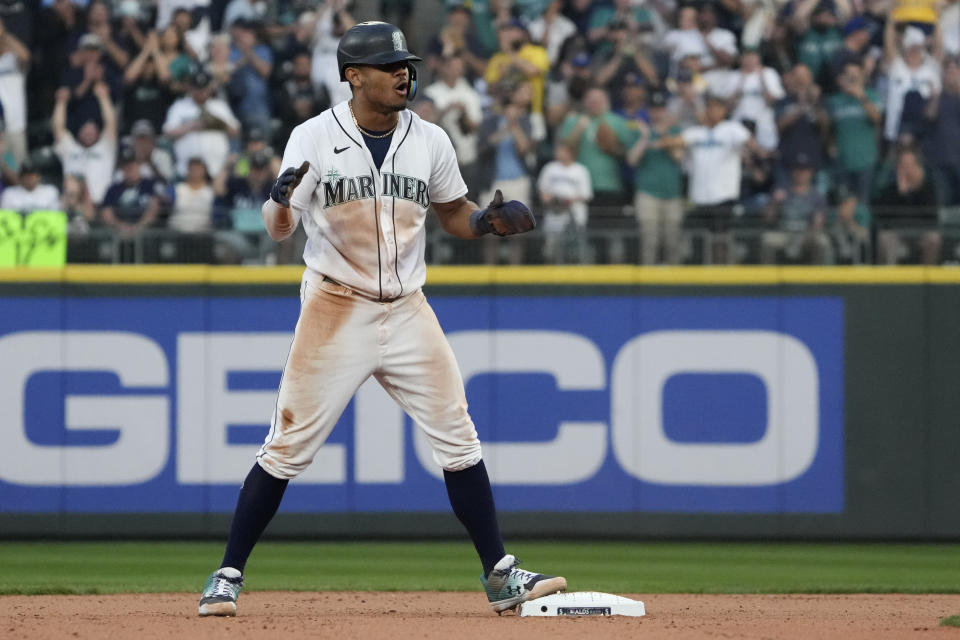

{"left": 198, "top": 22, "right": 566, "bottom": 617}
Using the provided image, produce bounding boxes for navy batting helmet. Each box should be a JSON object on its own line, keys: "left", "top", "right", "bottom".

{"left": 337, "top": 22, "right": 421, "bottom": 99}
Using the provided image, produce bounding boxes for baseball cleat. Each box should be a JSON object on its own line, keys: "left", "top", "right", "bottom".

{"left": 482, "top": 554, "right": 567, "bottom": 614}
{"left": 198, "top": 567, "right": 244, "bottom": 616}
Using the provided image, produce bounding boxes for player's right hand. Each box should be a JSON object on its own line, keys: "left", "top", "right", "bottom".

{"left": 270, "top": 161, "right": 310, "bottom": 208}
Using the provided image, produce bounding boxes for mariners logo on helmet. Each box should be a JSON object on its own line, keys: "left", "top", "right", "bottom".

{"left": 337, "top": 21, "right": 421, "bottom": 100}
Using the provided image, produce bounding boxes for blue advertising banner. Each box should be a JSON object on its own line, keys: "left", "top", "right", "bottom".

{"left": 0, "top": 295, "right": 844, "bottom": 514}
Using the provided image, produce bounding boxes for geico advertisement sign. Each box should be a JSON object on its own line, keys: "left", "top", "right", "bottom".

{"left": 0, "top": 296, "right": 844, "bottom": 513}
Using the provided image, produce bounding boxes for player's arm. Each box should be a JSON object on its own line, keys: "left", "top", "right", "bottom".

{"left": 433, "top": 196, "right": 480, "bottom": 239}
{"left": 261, "top": 161, "right": 310, "bottom": 241}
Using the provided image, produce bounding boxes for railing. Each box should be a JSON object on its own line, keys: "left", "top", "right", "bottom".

{"left": 5, "top": 204, "right": 960, "bottom": 266}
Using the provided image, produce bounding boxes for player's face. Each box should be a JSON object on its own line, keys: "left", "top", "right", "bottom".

{"left": 357, "top": 61, "right": 411, "bottom": 112}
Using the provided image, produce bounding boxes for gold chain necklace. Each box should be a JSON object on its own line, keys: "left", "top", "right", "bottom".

{"left": 348, "top": 100, "right": 398, "bottom": 139}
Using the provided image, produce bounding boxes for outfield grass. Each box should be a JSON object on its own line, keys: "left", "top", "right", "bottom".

{"left": 0, "top": 541, "right": 958, "bottom": 596}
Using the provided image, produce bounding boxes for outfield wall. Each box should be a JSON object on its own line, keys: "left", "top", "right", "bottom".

{"left": 0, "top": 266, "right": 958, "bottom": 540}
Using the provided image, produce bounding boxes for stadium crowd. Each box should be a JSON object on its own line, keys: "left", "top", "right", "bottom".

{"left": 0, "top": 0, "right": 957, "bottom": 264}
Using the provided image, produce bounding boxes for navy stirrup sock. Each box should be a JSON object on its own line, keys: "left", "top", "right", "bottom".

{"left": 221, "top": 462, "right": 289, "bottom": 573}
{"left": 443, "top": 460, "right": 506, "bottom": 577}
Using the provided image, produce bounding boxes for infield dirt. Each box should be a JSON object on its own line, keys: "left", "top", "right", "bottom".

{"left": 2, "top": 592, "right": 959, "bottom": 639}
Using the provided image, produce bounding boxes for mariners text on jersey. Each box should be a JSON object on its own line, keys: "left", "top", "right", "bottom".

{"left": 322, "top": 171, "right": 430, "bottom": 209}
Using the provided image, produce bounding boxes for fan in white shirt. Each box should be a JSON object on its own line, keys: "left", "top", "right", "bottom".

{"left": 51, "top": 83, "right": 117, "bottom": 205}
{"left": 424, "top": 54, "right": 484, "bottom": 170}
{"left": 721, "top": 48, "right": 786, "bottom": 150}
{"left": 162, "top": 70, "right": 241, "bottom": 178}
{"left": 0, "top": 164, "right": 60, "bottom": 211}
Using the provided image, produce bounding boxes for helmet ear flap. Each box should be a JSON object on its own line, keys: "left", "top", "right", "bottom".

{"left": 408, "top": 63, "right": 418, "bottom": 101}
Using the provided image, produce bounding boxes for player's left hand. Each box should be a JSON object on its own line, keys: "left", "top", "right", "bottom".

{"left": 270, "top": 161, "right": 311, "bottom": 208}
{"left": 469, "top": 189, "right": 536, "bottom": 237}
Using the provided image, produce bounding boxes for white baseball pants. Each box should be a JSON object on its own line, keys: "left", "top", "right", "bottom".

{"left": 257, "top": 270, "right": 482, "bottom": 479}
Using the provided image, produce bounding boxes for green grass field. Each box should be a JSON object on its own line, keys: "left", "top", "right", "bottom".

{"left": 1, "top": 541, "right": 959, "bottom": 596}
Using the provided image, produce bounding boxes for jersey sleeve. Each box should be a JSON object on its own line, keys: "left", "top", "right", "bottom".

{"left": 428, "top": 126, "right": 468, "bottom": 204}
{"left": 279, "top": 123, "right": 322, "bottom": 218}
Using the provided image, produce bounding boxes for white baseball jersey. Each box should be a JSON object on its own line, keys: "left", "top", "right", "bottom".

{"left": 257, "top": 101, "right": 482, "bottom": 480}
{"left": 281, "top": 100, "right": 467, "bottom": 301}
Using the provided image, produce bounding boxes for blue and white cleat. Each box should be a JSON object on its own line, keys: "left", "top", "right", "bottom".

{"left": 482, "top": 554, "right": 567, "bottom": 614}
{"left": 198, "top": 567, "right": 244, "bottom": 616}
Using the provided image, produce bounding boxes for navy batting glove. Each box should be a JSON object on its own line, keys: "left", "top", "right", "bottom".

{"left": 270, "top": 161, "right": 310, "bottom": 207}
{"left": 469, "top": 189, "right": 536, "bottom": 237}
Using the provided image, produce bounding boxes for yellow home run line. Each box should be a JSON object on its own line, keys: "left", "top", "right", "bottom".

{"left": 0, "top": 265, "right": 959, "bottom": 284}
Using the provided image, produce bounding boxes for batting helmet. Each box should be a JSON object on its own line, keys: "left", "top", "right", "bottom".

{"left": 337, "top": 22, "right": 422, "bottom": 100}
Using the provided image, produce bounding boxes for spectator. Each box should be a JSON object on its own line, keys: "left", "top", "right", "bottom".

{"left": 211, "top": 148, "right": 272, "bottom": 261}
{"left": 882, "top": 22, "right": 943, "bottom": 142}
{"left": 205, "top": 31, "right": 234, "bottom": 91}
{"left": 662, "top": 3, "right": 736, "bottom": 72}
{"left": 615, "top": 73, "right": 648, "bottom": 123}
{"left": 0, "top": 17, "right": 29, "bottom": 164}
{"left": 760, "top": 152, "right": 832, "bottom": 264}
{"left": 828, "top": 16, "right": 875, "bottom": 90}
{"left": 154, "top": 23, "right": 195, "bottom": 92}
{"left": 872, "top": 145, "right": 940, "bottom": 263}
{"left": 61, "top": 33, "right": 122, "bottom": 135}
{"left": 222, "top": 0, "right": 264, "bottom": 31}
{"left": 162, "top": 70, "right": 241, "bottom": 178}
{"left": 52, "top": 83, "right": 117, "bottom": 205}
{"left": 426, "top": 5, "right": 487, "bottom": 80}
{"left": 85, "top": 0, "right": 131, "bottom": 69}
{"left": 626, "top": 90, "right": 685, "bottom": 264}
{"left": 169, "top": 154, "right": 215, "bottom": 233}
{"left": 61, "top": 174, "right": 97, "bottom": 235}
{"left": 660, "top": 93, "right": 753, "bottom": 263}
{"left": 0, "top": 0, "right": 34, "bottom": 47}
{"left": 227, "top": 18, "right": 273, "bottom": 129}
{"left": 943, "top": 0, "right": 959, "bottom": 57}
{"left": 695, "top": 2, "right": 738, "bottom": 70}
{"left": 484, "top": 20, "right": 550, "bottom": 115}
{"left": 100, "top": 146, "right": 163, "bottom": 236}
{"left": 794, "top": 0, "right": 844, "bottom": 89}
{"left": 667, "top": 69, "right": 706, "bottom": 127}
{"left": 776, "top": 64, "right": 829, "bottom": 175}
{"left": 115, "top": 0, "right": 148, "bottom": 54}
{"left": 544, "top": 50, "right": 592, "bottom": 128}
{"left": 723, "top": 46, "right": 786, "bottom": 150}
{"left": 557, "top": 87, "right": 633, "bottom": 206}
{"left": 123, "top": 31, "right": 176, "bottom": 135}
{"left": 0, "top": 122, "right": 18, "bottom": 189}
{"left": 213, "top": 148, "right": 271, "bottom": 219}
{"left": 594, "top": 19, "right": 660, "bottom": 96}
{"left": 126, "top": 119, "right": 176, "bottom": 184}
{"left": 424, "top": 52, "right": 483, "bottom": 199}
{"left": 587, "top": 0, "right": 665, "bottom": 58}
{"left": 923, "top": 56, "right": 960, "bottom": 205}
{"left": 476, "top": 89, "right": 535, "bottom": 264}
{"left": 33, "top": 0, "right": 83, "bottom": 122}
{"left": 537, "top": 140, "right": 592, "bottom": 263}
{"left": 0, "top": 163, "right": 59, "bottom": 211}
{"left": 411, "top": 94, "right": 439, "bottom": 123}
{"left": 273, "top": 49, "right": 329, "bottom": 151}
{"left": 528, "top": 0, "right": 578, "bottom": 66}
{"left": 306, "top": 0, "right": 355, "bottom": 106}
{"left": 171, "top": 6, "right": 209, "bottom": 63}
{"left": 167, "top": 155, "right": 216, "bottom": 262}
{"left": 232, "top": 125, "right": 276, "bottom": 177}
{"left": 827, "top": 60, "right": 882, "bottom": 246}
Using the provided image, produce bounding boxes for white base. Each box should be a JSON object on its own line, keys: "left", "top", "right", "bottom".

{"left": 517, "top": 591, "right": 646, "bottom": 617}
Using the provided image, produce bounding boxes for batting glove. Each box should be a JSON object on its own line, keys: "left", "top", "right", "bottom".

{"left": 270, "top": 161, "right": 310, "bottom": 208}
{"left": 469, "top": 189, "right": 536, "bottom": 237}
